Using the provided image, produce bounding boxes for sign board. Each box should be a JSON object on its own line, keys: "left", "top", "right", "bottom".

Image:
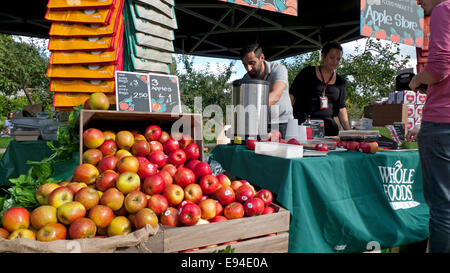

{"left": 115, "top": 71, "right": 151, "bottom": 112}
{"left": 148, "top": 73, "right": 181, "bottom": 114}
{"left": 360, "top": 0, "right": 424, "bottom": 47}
{"left": 218, "top": 0, "right": 298, "bottom": 17}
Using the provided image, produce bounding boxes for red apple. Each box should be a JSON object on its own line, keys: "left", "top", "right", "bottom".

{"left": 315, "top": 143, "right": 329, "bottom": 152}
{"left": 178, "top": 202, "right": 201, "bottom": 226}
{"left": 215, "top": 186, "right": 236, "bottom": 206}
{"left": 142, "top": 174, "right": 166, "bottom": 195}
{"left": 134, "top": 134, "right": 146, "bottom": 142}
{"left": 83, "top": 128, "right": 105, "bottom": 149}
{"left": 183, "top": 143, "right": 200, "bottom": 161}
{"left": 287, "top": 138, "right": 300, "bottom": 145}
{"left": 82, "top": 149, "right": 103, "bottom": 165}
{"left": 98, "top": 139, "right": 117, "bottom": 156}
{"left": 72, "top": 163, "right": 99, "bottom": 185}
{"left": 116, "top": 172, "right": 141, "bottom": 194}
{"left": 159, "top": 169, "right": 173, "bottom": 187}
{"left": 185, "top": 159, "right": 201, "bottom": 170}
{"left": 107, "top": 216, "right": 132, "bottom": 237}
{"left": 246, "top": 139, "right": 258, "bottom": 150}
{"left": 183, "top": 183, "right": 203, "bottom": 203}
{"left": 117, "top": 156, "right": 140, "bottom": 174}
{"left": 144, "top": 125, "right": 162, "bottom": 142}
{"left": 97, "top": 155, "right": 119, "bottom": 173}
{"left": 160, "top": 207, "right": 179, "bottom": 227}
{"left": 177, "top": 200, "right": 194, "bottom": 210}
{"left": 209, "top": 215, "right": 228, "bottom": 223}
{"left": 161, "top": 164, "right": 177, "bottom": 177}
{"left": 346, "top": 141, "right": 360, "bottom": 151}
{"left": 35, "top": 183, "right": 61, "bottom": 205}
{"left": 131, "top": 140, "right": 151, "bottom": 157}
{"left": 2, "top": 207, "right": 30, "bottom": 232}
{"left": 56, "top": 201, "right": 86, "bottom": 225}
{"left": 163, "top": 138, "right": 180, "bottom": 154}
{"left": 231, "top": 180, "right": 244, "bottom": 192}
{"left": 179, "top": 135, "right": 193, "bottom": 149}
{"left": 66, "top": 182, "right": 88, "bottom": 195}
{"left": 268, "top": 130, "right": 282, "bottom": 142}
{"left": 36, "top": 223, "right": 67, "bottom": 241}
{"left": 359, "top": 141, "right": 378, "bottom": 154}
{"left": 174, "top": 167, "right": 196, "bottom": 188}
{"left": 68, "top": 217, "right": 97, "bottom": 239}
{"left": 136, "top": 156, "right": 150, "bottom": 165}
{"left": 149, "top": 140, "right": 163, "bottom": 153}
{"left": 337, "top": 140, "right": 347, "bottom": 148}
{"left": 103, "top": 130, "right": 115, "bottom": 141}
{"left": 168, "top": 149, "right": 187, "bottom": 166}
{"left": 216, "top": 174, "right": 231, "bottom": 188}
{"left": 134, "top": 208, "right": 158, "bottom": 229}
{"left": 262, "top": 206, "right": 275, "bottom": 215}
{"left": 162, "top": 184, "right": 184, "bottom": 206}
{"left": 257, "top": 189, "right": 273, "bottom": 207}
{"left": 75, "top": 187, "right": 100, "bottom": 210}
{"left": 148, "top": 150, "right": 167, "bottom": 169}
{"left": 95, "top": 170, "right": 119, "bottom": 192}
{"left": 124, "top": 190, "right": 148, "bottom": 214}
{"left": 88, "top": 205, "right": 114, "bottom": 228}
{"left": 48, "top": 186, "right": 74, "bottom": 208}
{"left": 115, "top": 149, "right": 133, "bottom": 160}
{"left": 199, "top": 174, "right": 221, "bottom": 195}
{"left": 137, "top": 161, "right": 158, "bottom": 180}
{"left": 116, "top": 130, "right": 135, "bottom": 151}
{"left": 100, "top": 188, "right": 125, "bottom": 211}
{"left": 159, "top": 131, "right": 170, "bottom": 144}
{"left": 224, "top": 202, "right": 244, "bottom": 220}
{"left": 215, "top": 200, "right": 223, "bottom": 216}
{"left": 236, "top": 184, "right": 255, "bottom": 203}
{"left": 30, "top": 205, "right": 57, "bottom": 230}
{"left": 192, "top": 162, "right": 212, "bottom": 181}
{"left": 198, "top": 198, "right": 217, "bottom": 220}
{"left": 147, "top": 194, "right": 169, "bottom": 216}
{"left": 244, "top": 197, "right": 265, "bottom": 216}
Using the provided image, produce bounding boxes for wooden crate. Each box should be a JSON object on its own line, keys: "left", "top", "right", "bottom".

{"left": 79, "top": 110, "right": 203, "bottom": 164}
{"left": 116, "top": 203, "right": 290, "bottom": 253}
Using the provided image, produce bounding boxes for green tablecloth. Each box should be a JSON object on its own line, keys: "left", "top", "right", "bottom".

{"left": 210, "top": 145, "right": 430, "bottom": 253}
{"left": 0, "top": 140, "right": 79, "bottom": 186}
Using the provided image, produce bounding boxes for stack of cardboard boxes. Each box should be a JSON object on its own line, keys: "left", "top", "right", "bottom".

{"left": 387, "top": 90, "right": 427, "bottom": 131}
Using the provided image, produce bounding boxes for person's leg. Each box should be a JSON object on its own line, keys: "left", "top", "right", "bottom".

{"left": 418, "top": 122, "right": 450, "bottom": 253}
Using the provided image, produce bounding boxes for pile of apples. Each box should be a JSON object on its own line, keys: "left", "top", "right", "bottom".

{"left": 0, "top": 124, "right": 275, "bottom": 242}
{"left": 337, "top": 140, "right": 379, "bottom": 154}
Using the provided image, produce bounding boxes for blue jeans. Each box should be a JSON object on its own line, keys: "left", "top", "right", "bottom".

{"left": 418, "top": 121, "right": 450, "bottom": 253}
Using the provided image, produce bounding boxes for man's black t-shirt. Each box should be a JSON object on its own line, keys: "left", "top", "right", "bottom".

{"left": 289, "top": 66, "right": 347, "bottom": 136}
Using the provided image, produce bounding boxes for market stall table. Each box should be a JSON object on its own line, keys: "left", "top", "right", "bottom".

{"left": 0, "top": 140, "right": 79, "bottom": 187}
{"left": 210, "top": 144, "right": 430, "bottom": 253}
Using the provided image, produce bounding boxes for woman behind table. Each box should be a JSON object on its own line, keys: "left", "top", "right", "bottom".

{"left": 289, "top": 42, "right": 351, "bottom": 136}
{"left": 3, "top": 112, "right": 14, "bottom": 136}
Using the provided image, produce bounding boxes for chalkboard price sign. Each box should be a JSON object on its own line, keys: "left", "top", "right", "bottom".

{"left": 115, "top": 71, "right": 151, "bottom": 112}
{"left": 148, "top": 73, "right": 181, "bottom": 114}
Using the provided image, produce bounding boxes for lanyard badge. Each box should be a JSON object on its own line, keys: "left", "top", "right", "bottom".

{"left": 319, "top": 67, "right": 333, "bottom": 110}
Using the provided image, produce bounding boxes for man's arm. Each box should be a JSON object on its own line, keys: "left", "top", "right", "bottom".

{"left": 268, "top": 81, "right": 286, "bottom": 106}
{"left": 409, "top": 68, "right": 438, "bottom": 91}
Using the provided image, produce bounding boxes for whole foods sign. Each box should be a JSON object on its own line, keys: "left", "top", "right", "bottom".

{"left": 360, "top": 0, "right": 424, "bottom": 47}
{"left": 218, "top": 0, "right": 298, "bottom": 16}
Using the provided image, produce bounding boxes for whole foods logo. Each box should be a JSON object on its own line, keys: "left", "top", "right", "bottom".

{"left": 378, "top": 160, "right": 420, "bottom": 210}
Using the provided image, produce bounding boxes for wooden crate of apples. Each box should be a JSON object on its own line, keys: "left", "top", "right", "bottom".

{"left": 1, "top": 119, "right": 288, "bottom": 252}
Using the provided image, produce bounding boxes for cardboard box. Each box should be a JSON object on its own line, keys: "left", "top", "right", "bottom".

{"left": 79, "top": 110, "right": 203, "bottom": 164}
{"left": 387, "top": 91, "right": 397, "bottom": 104}
{"left": 371, "top": 104, "right": 409, "bottom": 133}
{"left": 407, "top": 105, "right": 415, "bottom": 118}
{"left": 407, "top": 118, "right": 415, "bottom": 130}
{"left": 415, "top": 104, "right": 424, "bottom": 118}
{"left": 396, "top": 91, "right": 416, "bottom": 105}
{"left": 417, "top": 93, "right": 427, "bottom": 104}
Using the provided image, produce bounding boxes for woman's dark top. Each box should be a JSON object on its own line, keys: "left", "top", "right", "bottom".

{"left": 289, "top": 66, "right": 347, "bottom": 136}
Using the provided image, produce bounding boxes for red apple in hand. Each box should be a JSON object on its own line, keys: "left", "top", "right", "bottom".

{"left": 142, "top": 174, "right": 166, "bottom": 195}
{"left": 168, "top": 149, "right": 187, "bottom": 166}
{"left": 246, "top": 139, "right": 258, "bottom": 150}
{"left": 178, "top": 203, "right": 201, "bottom": 226}
{"left": 199, "top": 175, "right": 221, "bottom": 195}
{"left": 145, "top": 125, "right": 162, "bottom": 142}
{"left": 256, "top": 189, "right": 273, "bottom": 207}
{"left": 244, "top": 197, "right": 265, "bottom": 216}
{"left": 184, "top": 143, "right": 200, "bottom": 160}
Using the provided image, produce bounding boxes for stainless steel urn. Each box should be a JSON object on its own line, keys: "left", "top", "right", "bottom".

{"left": 231, "top": 79, "right": 270, "bottom": 143}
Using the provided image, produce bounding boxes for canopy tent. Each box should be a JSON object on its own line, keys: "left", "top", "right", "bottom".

{"left": 0, "top": 0, "right": 362, "bottom": 61}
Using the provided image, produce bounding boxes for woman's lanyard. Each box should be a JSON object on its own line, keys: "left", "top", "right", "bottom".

{"left": 318, "top": 67, "right": 334, "bottom": 109}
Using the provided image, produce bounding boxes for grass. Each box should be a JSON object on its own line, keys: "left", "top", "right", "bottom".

{"left": 0, "top": 137, "right": 12, "bottom": 149}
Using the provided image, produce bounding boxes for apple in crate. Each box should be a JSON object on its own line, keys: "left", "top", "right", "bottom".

{"left": 224, "top": 202, "right": 244, "bottom": 219}
{"left": 143, "top": 173, "right": 165, "bottom": 195}
{"left": 244, "top": 197, "right": 265, "bottom": 216}
{"left": 262, "top": 206, "right": 275, "bottom": 214}
{"left": 168, "top": 149, "right": 187, "bottom": 166}
{"left": 257, "top": 189, "right": 273, "bottom": 207}
{"left": 131, "top": 140, "right": 151, "bottom": 157}
{"left": 199, "top": 174, "right": 221, "bottom": 195}
{"left": 161, "top": 163, "right": 177, "bottom": 177}
{"left": 73, "top": 163, "right": 99, "bottom": 185}
{"left": 178, "top": 203, "right": 201, "bottom": 226}
{"left": 216, "top": 173, "right": 231, "bottom": 188}
{"left": 88, "top": 205, "right": 114, "bottom": 228}
{"left": 198, "top": 198, "right": 218, "bottom": 220}
{"left": 179, "top": 135, "right": 193, "bottom": 149}
{"left": 174, "top": 167, "right": 196, "bottom": 188}
{"left": 100, "top": 188, "right": 125, "bottom": 211}
{"left": 149, "top": 140, "right": 163, "bottom": 153}
{"left": 56, "top": 201, "right": 86, "bottom": 225}
{"left": 134, "top": 208, "right": 159, "bottom": 229}
{"left": 216, "top": 186, "right": 236, "bottom": 206}
{"left": 48, "top": 187, "right": 74, "bottom": 208}
{"left": 163, "top": 184, "right": 185, "bottom": 206}
{"left": 160, "top": 207, "right": 180, "bottom": 227}
{"left": 116, "top": 172, "right": 141, "bottom": 194}
{"left": 124, "top": 190, "right": 148, "bottom": 214}
{"left": 36, "top": 183, "right": 60, "bottom": 205}
{"left": 99, "top": 139, "right": 117, "bottom": 156}
{"left": 116, "top": 130, "right": 135, "bottom": 151}
{"left": 148, "top": 150, "right": 167, "bottom": 169}
{"left": 31, "top": 205, "right": 57, "bottom": 230}
{"left": 75, "top": 187, "right": 100, "bottom": 210}
{"left": 83, "top": 128, "right": 105, "bottom": 149}
{"left": 210, "top": 215, "right": 228, "bottom": 223}
{"left": 2, "top": 207, "right": 30, "bottom": 232}
{"left": 97, "top": 155, "right": 119, "bottom": 173}
{"left": 184, "top": 143, "right": 200, "bottom": 161}
{"left": 236, "top": 184, "right": 255, "bottom": 203}
{"left": 9, "top": 229, "right": 36, "bottom": 240}
{"left": 96, "top": 170, "right": 119, "bottom": 191}
{"left": 159, "top": 131, "right": 170, "bottom": 144}
{"left": 69, "top": 217, "right": 97, "bottom": 239}
{"left": 147, "top": 194, "right": 169, "bottom": 216}
{"left": 117, "top": 156, "right": 140, "bottom": 174}
{"left": 184, "top": 183, "right": 203, "bottom": 203}
{"left": 82, "top": 149, "right": 103, "bottom": 165}
{"left": 0, "top": 228, "right": 9, "bottom": 239}
{"left": 107, "top": 216, "right": 132, "bottom": 237}
{"left": 159, "top": 169, "right": 173, "bottom": 187}
{"left": 138, "top": 161, "right": 158, "bottom": 180}
{"left": 36, "top": 223, "right": 67, "bottom": 242}
{"left": 144, "top": 125, "right": 162, "bottom": 142}
{"left": 66, "top": 182, "right": 88, "bottom": 195}
{"left": 163, "top": 138, "right": 180, "bottom": 154}
{"left": 193, "top": 162, "right": 212, "bottom": 181}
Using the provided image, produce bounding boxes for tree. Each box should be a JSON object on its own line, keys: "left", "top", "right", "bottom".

{"left": 0, "top": 34, "right": 51, "bottom": 115}
{"left": 282, "top": 38, "right": 411, "bottom": 119}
